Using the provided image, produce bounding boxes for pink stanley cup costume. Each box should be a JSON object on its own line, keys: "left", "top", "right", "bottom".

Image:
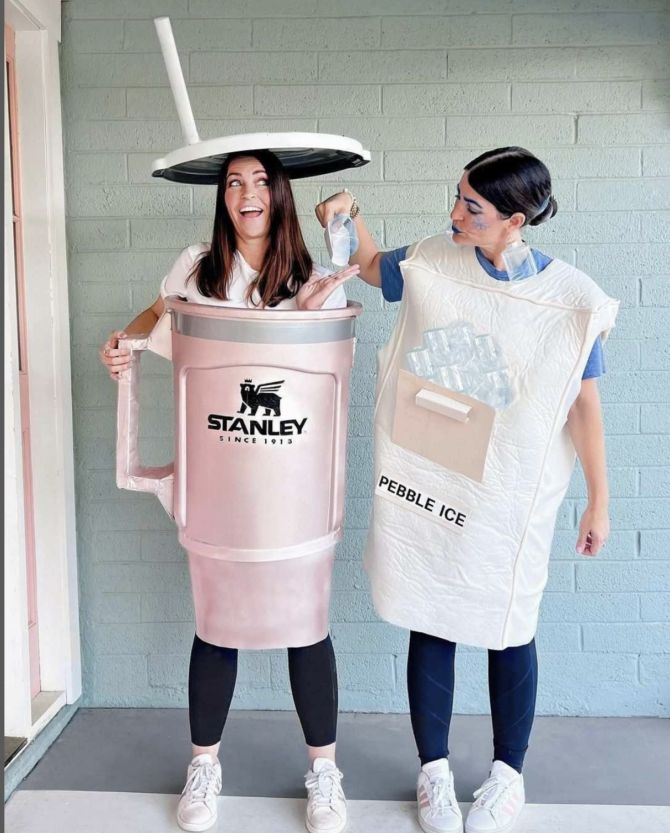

{"left": 116, "top": 299, "right": 362, "bottom": 648}
{"left": 114, "top": 17, "right": 369, "bottom": 650}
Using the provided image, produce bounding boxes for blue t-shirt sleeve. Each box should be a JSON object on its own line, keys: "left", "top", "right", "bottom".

{"left": 380, "top": 246, "right": 410, "bottom": 302}
{"left": 582, "top": 336, "right": 606, "bottom": 380}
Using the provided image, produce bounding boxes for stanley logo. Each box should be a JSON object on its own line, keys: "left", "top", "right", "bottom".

{"left": 207, "top": 378, "right": 307, "bottom": 442}
{"left": 238, "top": 379, "right": 283, "bottom": 417}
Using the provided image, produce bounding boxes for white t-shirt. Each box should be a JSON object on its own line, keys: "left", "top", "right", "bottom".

{"left": 159, "top": 243, "right": 347, "bottom": 310}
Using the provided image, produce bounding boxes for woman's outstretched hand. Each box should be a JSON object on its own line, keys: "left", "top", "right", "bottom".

{"left": 99, "top": 330, "right": 131, "bottom": 381}
{"left": 296, "top": 265, "right": 360, "bottom": 310}
{"left": 576, "top": 504, "right": 609, "bottom": 557}
{"left": 314, "top": 191, "right": 354, "bottom": 228}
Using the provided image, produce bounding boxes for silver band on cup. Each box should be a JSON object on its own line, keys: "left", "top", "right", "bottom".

{"left": 173, "top": 312, "right": 356, "bottom": 344}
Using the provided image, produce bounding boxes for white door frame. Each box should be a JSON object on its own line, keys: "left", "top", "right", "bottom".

{"left": 4, "top": 0, "right": 81, "bottom": 742}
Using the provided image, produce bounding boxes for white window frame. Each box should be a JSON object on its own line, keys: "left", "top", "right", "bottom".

{"left": 4, "top": 0, "right": 81, "bottom": 744}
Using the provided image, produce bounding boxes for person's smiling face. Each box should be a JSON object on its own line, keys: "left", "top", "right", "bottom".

{"left": 450, "top": 172, "right": 518, "bottom": 250}
{"left": 223, "top": 156, "right": 272, "bottom": 244}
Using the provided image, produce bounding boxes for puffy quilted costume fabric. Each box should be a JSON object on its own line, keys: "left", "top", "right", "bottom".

{"left": 364, "top": 235, "right": 619, "bottom": 649}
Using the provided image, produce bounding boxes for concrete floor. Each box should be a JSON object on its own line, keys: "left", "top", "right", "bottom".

{"left": 7, "top": 791, "right": 670, "bottom": 833}
{"left": 16, "top": 709, "right": 670, "bottom": 806}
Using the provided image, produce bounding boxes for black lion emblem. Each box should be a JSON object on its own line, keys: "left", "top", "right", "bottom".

{"left": 237, "top": 379, "right": 284, "bottom": 417}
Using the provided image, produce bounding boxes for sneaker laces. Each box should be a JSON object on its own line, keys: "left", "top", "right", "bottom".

{"left": 472, "top": 775, "right": 512, "bottom": 814}
{"left": 426, "top": 775, "right": 457, "bottom": 817}
{"left": 183, "top": 761, "right": 221, "bottom": 802}
{"left": 305, "top": 766, "right": 344, "bottom": 809}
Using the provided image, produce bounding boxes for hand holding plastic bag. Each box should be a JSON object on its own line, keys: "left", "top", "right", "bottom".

{"left": 325, "top": 213, "right": 359, "bottom": 268}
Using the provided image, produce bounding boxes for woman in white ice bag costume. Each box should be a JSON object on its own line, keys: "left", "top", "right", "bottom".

{"left": 316, "top": 147, "right": 619, "bottom": 833}
{"left": 100, "top": 149, "right": 357, "bottom": 833}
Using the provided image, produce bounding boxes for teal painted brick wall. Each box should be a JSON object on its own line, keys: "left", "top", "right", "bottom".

{"left": 61, "top": 0, "right": 670, "bottom": 715}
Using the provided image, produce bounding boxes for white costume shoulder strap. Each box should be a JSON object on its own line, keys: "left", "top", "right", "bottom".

{"left": 404, "top": 234, "right": 478, "bottom": 283}
{"left": 406, "top": 236, "right": 618, "bottom": 323}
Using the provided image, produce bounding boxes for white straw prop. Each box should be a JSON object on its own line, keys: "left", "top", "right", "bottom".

{"left": 154, "top": 17, "right": 200, "bottom": 146}
{"left": 150, "top": 16, "right": 370, "bottom": 183}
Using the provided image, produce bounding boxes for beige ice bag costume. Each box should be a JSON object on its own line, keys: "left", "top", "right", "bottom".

{"left": 364, "top": 234, "right": 619, "bottom": 650}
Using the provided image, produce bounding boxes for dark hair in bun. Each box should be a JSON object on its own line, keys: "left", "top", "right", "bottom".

{"left": 464, "top": 147, "right": 557, "bottom": 227}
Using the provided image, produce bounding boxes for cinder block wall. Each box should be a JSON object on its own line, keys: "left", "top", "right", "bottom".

{"left": 61, "top": 0, "right": 670, "bottom": 715}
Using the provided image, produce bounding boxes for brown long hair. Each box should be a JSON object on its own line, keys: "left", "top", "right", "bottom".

{"left": 188, "top": 150, "right": 313, "bottom": 307}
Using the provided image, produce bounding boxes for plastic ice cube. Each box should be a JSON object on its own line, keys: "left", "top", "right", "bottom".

{"left": 406, "top": 348, "right": 435, "bottom": 378}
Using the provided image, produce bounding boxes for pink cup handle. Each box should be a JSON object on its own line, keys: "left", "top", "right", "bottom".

{"left": 115, "top": 310, "right": 175, "bottom": 517}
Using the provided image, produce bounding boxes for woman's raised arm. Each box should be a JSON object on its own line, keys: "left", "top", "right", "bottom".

{"left": 315, "top": 191, "right": 382, "bottom": 289}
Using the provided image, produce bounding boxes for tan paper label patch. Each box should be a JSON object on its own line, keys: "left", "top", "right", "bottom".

{"left": 391, "top": 369, "right": 495, "bottom": 483}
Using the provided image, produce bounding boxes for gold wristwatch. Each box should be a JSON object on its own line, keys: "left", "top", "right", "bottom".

{"left": 342, "top": 188, "right": 360, "bottom": 219}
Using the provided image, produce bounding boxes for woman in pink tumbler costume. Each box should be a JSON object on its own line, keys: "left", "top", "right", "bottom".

{"left": 100, "top": 150, "right": 356, "bottom": 833}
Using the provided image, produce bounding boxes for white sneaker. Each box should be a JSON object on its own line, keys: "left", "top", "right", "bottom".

{"left": 465, "top": 761, "right": 525, "bottom": 833}
{"left": 417, "top": 758, "right": 463, "bottom": 833}
{"left": 304, "top": 757, "right": 347, "bottom": 833}
{"left": 176, "top": 753, "right": 222, "bottom": 832}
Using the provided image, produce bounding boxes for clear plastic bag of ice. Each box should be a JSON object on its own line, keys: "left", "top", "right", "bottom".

{"left": 405, "top": 320, "right": 513, "bottom": 410}
{"left": 325, "top": 213, "right": 359, "bottom": 269}
{"left": 501, "top": 240, "right": 538, "bottom": 281}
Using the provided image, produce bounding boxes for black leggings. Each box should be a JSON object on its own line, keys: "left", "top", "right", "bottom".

{"left": 407, "top": 630, "right": 538, "bottom": 772}
{"left": 188, "top": 633, "right": 338, "bottom": 748}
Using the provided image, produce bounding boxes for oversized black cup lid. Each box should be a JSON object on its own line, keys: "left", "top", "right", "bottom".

{"left": 152, "top": 131, "right": 370, "bottom": 184}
